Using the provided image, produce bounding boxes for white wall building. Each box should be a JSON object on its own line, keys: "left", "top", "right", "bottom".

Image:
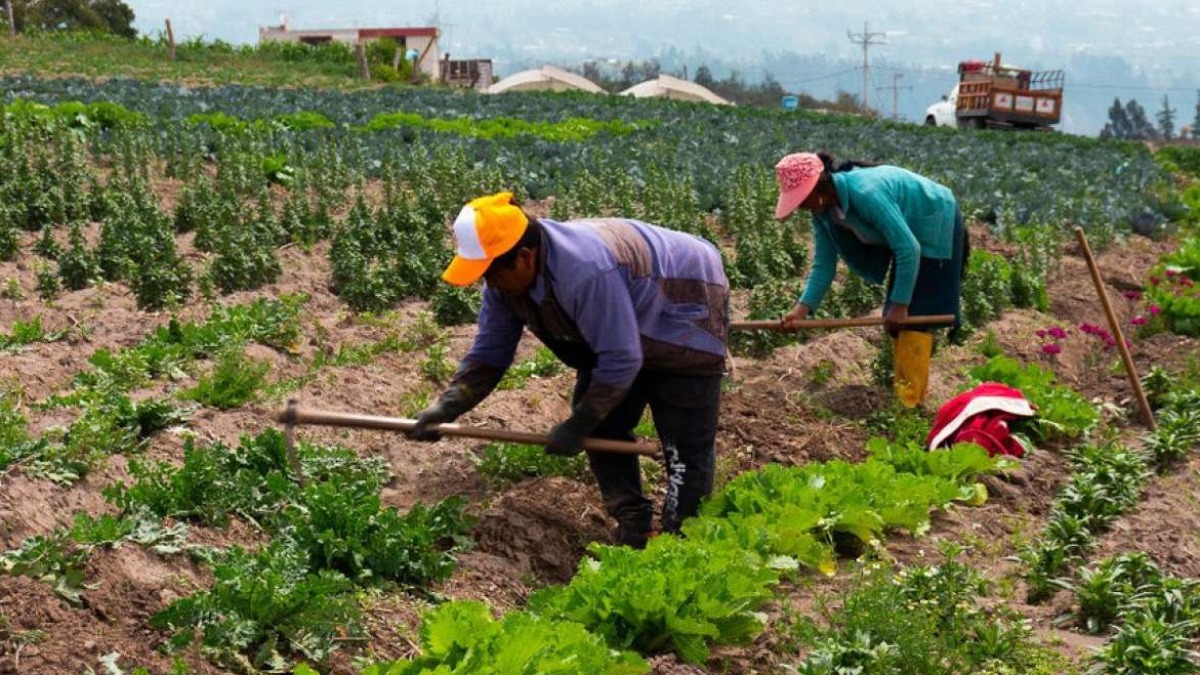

{"left": 258, "top": 23, "right": 441, "bottom": 80}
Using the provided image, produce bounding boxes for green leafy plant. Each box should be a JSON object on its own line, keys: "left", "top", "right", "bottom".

{"left": 1, "top": 278, "right": 23, "bottom": 300}
{"left": 689, "top": 443, "right": 998, "bottom": 575}
{"left": 281, "top": 479, "right": 472, "bottom": 585}
{"left": 1092, "top": 612, "right": 1200, "bottom": 675}
{"left": 106, "top": 429, "right": 388, "bottom": 528}
{"left": 179, "top": 348, "right": 270, "bottom": 409}
{"left": 790, "top": 545, "right": 1069, "bottom": 675}
{"left": 419, "top": 343, "right": 455, "bottom": 384}
{"left": 1145, "top": 407, "right": 1200, "bottom": 473}
{"left": 863, "top": 407, "right": 934, "bottom": 447}
{"left": 0, "top": 532, "right": 89, "bottom": 605}
{"left": 528, "top": 535, "right": 779, "bottom": 664}
{"left": 0, "top": 316, "right": 66, "bottom": 351}
{"left": 19, "top": 391, "right": 185, "bottom": 484}
{"left": 729, "top": 279, "right": 804, "bottom": 358}
{"left": 363, "top": 600, "right": 648, "bottom": 674}
{"left": 150, "top": 542, "right": 361, "bottom": 670}
{"left": 474, "top": 442, "right": 589, "bottom": 486}
{"left": 497, "top": 347, "right": 563, "bottom": 390}
{"left": 430, "top": 284, "right": 481, "bottom": 327}
{"left": 35, "top": 262, "right": 61, "bottom": 301}
{"left": 1064, "top": 554, "right": 1166, "bottom": 635}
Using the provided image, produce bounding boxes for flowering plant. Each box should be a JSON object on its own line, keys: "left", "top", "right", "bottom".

{"left": 1144, "top": 264, "right": 1200, "bottom": 337}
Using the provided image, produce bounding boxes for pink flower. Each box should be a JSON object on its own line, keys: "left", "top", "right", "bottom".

{"left": 1048, "top": 326, "right": 1068, "bottom": 340}
{"left": 1036, "top": 329, "right": 1047, "bottom": 339}
{"left": 1150, "top": 276, "right": 1161, "bottom": 286}
{"left": 1079, "top": 323, "right": 1096, "bottom": 334}
{"left": 1041, "top": 343, "right": 1062, "bottom": 355}
{"left": 1167, "top": 269, "right": 1178, "bottom": 278}
{"left": 1104, "top": 337, "right": 1117, "bottom": 349}
{"left": 1149, "top": 304, "right": 1162, "bottom": 316}
{"left": 1182, "top": 278, "right": 1195, "bottom": 288}
{"left": 1123, "top": 290, "right": 1142, "bottom": 301}
{"left": 1131, "top": 315, "right": 1147, "bottom": 326}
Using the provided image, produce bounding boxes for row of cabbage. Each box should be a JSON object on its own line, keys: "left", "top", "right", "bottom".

{"left": 0, "top": 75, "right": 1176, "bottom": 234}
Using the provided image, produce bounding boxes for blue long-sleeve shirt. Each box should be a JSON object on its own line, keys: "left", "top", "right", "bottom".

{"left": 453, "top": 217, "right": 729, "bottom": 416}
{"left": 800, "top": 166, "right": 958, "bottom": 311}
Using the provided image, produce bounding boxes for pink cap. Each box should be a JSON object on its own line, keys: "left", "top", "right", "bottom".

{"left": 774, "top": 153, "right": 824, "bottom": 220}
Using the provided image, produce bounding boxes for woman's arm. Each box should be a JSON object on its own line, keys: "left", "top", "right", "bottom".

{"left": 798, "top": 220, "right": 839, "bottom": 312}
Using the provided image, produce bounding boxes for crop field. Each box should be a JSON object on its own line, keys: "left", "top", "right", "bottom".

{"left": 3, "top": 60, "right": 1200, "bottom": 675}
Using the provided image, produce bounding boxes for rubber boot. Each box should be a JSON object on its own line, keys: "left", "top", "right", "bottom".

{"left": 614, "top": 511, "right": 656, "bottom": 549}
{"left": 894, "top": 330, "right": 934, "bottom": 408}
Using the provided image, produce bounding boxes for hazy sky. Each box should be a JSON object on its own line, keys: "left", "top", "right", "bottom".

{"left": 126, "top": 0, "right": 1200, "bottom": 70}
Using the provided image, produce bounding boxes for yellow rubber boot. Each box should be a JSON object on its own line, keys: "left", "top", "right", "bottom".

{"left": 894, "top": 330, "right": 934, "bottom": 408}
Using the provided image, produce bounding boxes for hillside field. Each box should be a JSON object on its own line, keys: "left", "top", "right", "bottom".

{"left": 3, "top": 43, "right": 1200, "bottom": 674}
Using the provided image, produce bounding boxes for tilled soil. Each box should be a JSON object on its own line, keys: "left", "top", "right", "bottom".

{"left": 1, "top": 219, "right": 1197, "bottom": 673}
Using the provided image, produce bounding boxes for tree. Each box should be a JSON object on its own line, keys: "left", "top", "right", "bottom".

{"left": 1193, "top": 89, "right": 1200, "bottom": 140}
{"left": 1125, "top": 99, "right": 1159, "bottom": 140}
{"left": 693, "top": 64, "right": 715, "bottom": 89}
{"left": 1156, "top": 94, "right": 1176, "bottom": 140}
{"left": 89, "top": 0, "right": 134, "bottom": 38}
{"left": 8, "top": 0, "right": 135, "bottom": 38}
{"left": 581, "top": 61, "right": 602, "bottom": 86}
{"left": 618, "top": 62, "right": 639, "bottom": 90}
{"left": 1100, "top": 97, "right": 1132, "bottom": 139}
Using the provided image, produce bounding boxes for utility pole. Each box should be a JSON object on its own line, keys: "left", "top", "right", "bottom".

{"left": 875, "top": 72, "right": 912, "bottom": 120}
{"left": 847, "top": 21, "right": 886, "bottom": 114}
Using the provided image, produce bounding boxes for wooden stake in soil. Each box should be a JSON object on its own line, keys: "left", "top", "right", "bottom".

{"left": 165, "top": 18, "right": 175, "bottom": 60}
{"left": 356, "top": 42, "right": 370, "bottom": 80}
{"left": 1074, "top": 226, "right": 1156, "bottom": 431}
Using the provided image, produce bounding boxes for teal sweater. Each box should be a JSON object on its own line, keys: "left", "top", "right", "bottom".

{"left": 799, "top": 165, "right": 957, "bottom": 310}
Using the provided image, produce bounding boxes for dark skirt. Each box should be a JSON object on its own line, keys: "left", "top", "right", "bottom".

{"left": 884, "top": 207, "right": 968, "bottom": 337}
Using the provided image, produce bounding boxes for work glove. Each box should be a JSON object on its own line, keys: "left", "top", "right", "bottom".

{"left": 545, "top": 402, "right": 603, "bottom": 457}
{"left": 407, "top": 386, "right": 473, "bottom": 442}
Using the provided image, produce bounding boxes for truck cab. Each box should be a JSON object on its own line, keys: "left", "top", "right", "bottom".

{"left": 925, "top": 84, "right": 960, "bottom": 128}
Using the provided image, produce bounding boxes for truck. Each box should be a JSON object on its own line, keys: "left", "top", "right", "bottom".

{"left": 925, "top": 53, "right": 1064, "bottom": 130}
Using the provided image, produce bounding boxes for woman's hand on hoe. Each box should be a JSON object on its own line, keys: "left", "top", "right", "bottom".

{"left": 884, "top": 303, "right": 910, "bottom": 336}
{"left": 782, "top": 303, "right": 810, "bottom": 332}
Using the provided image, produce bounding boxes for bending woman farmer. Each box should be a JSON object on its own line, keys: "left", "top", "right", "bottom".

{"left": 774, "top": 151, "right": 968, "bottom": 406}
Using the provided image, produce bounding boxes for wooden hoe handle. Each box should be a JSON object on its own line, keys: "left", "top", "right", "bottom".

{"left": 730, "top": 314, "right": 957, "bottom": 332}
{"left": 277, "top": 402, "right": 658, "bottom": 456}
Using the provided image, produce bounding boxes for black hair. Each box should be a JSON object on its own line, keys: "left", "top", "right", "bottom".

{"left": 488, "top": 214, "right": 543, "bottom": 271}
{"left": 817, "top": 151, "right": 881, "bottom": 175}
{"left": 814, "top": 152, "right": 881, "bottom": 197}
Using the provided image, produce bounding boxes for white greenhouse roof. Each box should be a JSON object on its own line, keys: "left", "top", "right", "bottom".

{"left": 487, "top": 65, "right": 604, "bottom": 94}
{"left": 620, "top": 74, "right": 730, "bottom": 105}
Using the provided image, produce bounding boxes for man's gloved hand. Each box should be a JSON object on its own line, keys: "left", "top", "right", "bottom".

{"left": 406, "top": 386, "right": 473, "bottom": 442}
{"left": 546, "top": 403, "right": 603, "bottom": 457}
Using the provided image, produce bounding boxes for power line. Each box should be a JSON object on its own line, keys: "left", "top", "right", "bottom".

{"left": 847, "top": 21, "right": 886, "bottom": 113}
{"left": 872, "top": 64, "right": 1200, "bottom": 93}
{"left": 779, "top": 67, "right": 861, "bottom": 89}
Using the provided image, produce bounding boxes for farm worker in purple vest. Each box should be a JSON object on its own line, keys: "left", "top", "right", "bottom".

{"left": 406, "top": 192, "right": 730, "bottom": 548}
{"left": 774, "top": 152, "right": 969, "bottom": 406}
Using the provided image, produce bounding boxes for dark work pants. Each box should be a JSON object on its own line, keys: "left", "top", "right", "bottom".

{"left": 573, "top": 369, "right": 722, "bottom": 539}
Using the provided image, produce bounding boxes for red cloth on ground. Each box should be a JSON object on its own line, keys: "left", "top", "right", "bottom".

{"left": 926, "top": 382, "right": 1036, "bottom": 458}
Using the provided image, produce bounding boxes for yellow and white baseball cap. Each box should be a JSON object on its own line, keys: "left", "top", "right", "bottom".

{"left": 442, "top": 192, "right": 529, "bottom": 286}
